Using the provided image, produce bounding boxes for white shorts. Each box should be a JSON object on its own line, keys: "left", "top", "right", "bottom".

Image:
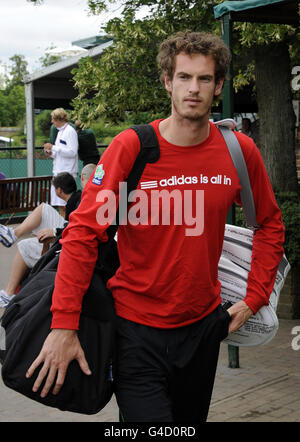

{"left": 17, "top": 237, "right": 44, "bottom": 268}
{"left": 17, "top": 203, "right": 65, "bottom": 268}
{"left": 31, "top": 203, "right": 65, "bottom": 235}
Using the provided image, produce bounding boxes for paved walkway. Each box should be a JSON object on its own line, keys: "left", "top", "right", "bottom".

{"left": 0, "top": 229, "right": 299, "bottom": 422}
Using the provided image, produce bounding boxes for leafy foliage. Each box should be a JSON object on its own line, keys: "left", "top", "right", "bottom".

{"left": 25, "top": 1, "right": 300, "bottom": 122}
{"left": 0, "top": 55, "right": 28, "bottom": 126}
{"left": 275, "top": 192, "right": 300, "bottom": 268}
{"left": 6, "top": 55, "right": 29, "bottom": 90}
{"left": 39, "top": 51, "right": 63, "bottom": 68}
{"left": 36, "top": 110, "right": 52, "bottom": 137}
{"left": 70, "top": 1, "right": 222, "bottom": 124}
{"left": 71, "top": 14, "right": 173, "bottom": 124}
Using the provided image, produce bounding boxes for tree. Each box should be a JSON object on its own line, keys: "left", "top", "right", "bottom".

{"left": 0, "top": 61, "right": 9, "bottom": 89}
{"left": 103, "top": 0, "right": 299, "bottom": 192}
{"left": 7, "top": 55, "right": 29, "bottom": 90}
{"left": 71, "top": 14, "right": 172, "bottom": 123}
{"left": 254, "top": 41, "right": 298, "bottom": 192}
{"left": 0, "top": 85, "right": 26, "bottom": 127}
{"left": 71, "top": 1, "right": 220, "bottom": 123}
{"left": 0, "top": 55, "right": 28, "bottom": 126}
{"left": 233, "top": 21, "right": 299, "bottom": 192}
{"left": 39, "top": 51, "right": 63, "bottom": 68}
{"left": 6, "top": 85, "right": 26, "bottom": 125}
{"left": 28, "top": 0, "right": 220, "bottom": 123}
{"left": 27, "top": 0, "right": 299, "bottom": 192}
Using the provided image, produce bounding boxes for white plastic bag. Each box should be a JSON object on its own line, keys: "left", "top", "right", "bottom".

{"left": 219, "top": 224, "right": 290, "bottom": 347}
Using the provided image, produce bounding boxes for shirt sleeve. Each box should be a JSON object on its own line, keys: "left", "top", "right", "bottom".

{"left": 50, "top": 129, "right": 140, "bottom": 330}
{"left": 234, "top": 133, "right": 285, "bottom": 314}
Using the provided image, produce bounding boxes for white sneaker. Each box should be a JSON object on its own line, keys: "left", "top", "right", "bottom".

{"left": 0, "top": 290, "right": 15, "bottom": 308}
{"left": 0, "top": 224, "right": 17, "bottom": 247}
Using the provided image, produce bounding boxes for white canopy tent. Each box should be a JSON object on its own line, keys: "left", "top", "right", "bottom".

{"left": 45, "top": 45, "right": 88, "bottom": 57}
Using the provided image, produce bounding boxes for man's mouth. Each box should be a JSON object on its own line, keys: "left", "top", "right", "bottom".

{"left": 184, "top": 97, "right": 201, "bottom": 103}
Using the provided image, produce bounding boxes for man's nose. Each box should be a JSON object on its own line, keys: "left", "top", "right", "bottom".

{"left": 188, "top": 77, "right": 200, "bottom": 94}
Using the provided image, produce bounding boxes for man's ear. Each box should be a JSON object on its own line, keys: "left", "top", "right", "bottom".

{"left": 214, "top": 78, "right": 225, "bottom": 97}
{"left": 54, "top": 186, "right": 63, "bottom": 198}
{"left": 164, "top": 73, "right": 172, "bottom": 95}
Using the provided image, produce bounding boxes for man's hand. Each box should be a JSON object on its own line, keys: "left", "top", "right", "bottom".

{"left": 227, "top": 301, "right": 253, "bottom": 334}
{"left": 43, "top": 143, "right": 52, "bottom": 155}
{"left": 26, "top": 329, "right": 91, "bottom": 398}
{"left": 37, "top": 228, "right": 56, "bottom": 242}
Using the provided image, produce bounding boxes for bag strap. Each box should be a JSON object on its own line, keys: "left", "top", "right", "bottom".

{"left": 106, "top": 124, "right": 160, "bottom": 239}
{"left": 107, "top": 122, "right": 260, "bottom": 232}
{"left": 127, "top": 124, "right": 160, "bottom": 192}
{"left": 217, "top": 125, "right": 259, "bottom": 229}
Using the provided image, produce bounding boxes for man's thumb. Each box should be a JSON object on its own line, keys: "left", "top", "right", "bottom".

{"left": 77, "top": 350, "right": 92, "bottom": 375}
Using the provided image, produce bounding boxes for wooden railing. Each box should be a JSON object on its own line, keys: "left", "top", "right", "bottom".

{"left": 0, "top": 176, "right": 52, "bottom": 215}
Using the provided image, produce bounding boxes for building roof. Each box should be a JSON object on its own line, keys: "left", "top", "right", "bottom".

{"left": 72, "top": 35, "right": 112, "bottom": 50}
{"left": 23, "top": 40, "right": 113, "bottom": 109}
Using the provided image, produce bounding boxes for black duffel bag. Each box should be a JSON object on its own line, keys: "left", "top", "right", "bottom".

{"left": 0, "top": 237, "right": 118, "bottom": 414}
{"left": 0, "top": 124, "right": 160, "bottom": 415}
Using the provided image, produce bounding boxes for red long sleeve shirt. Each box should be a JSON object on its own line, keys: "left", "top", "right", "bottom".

{"left": 50, "top": 120, "right": 284, "bottom": 330}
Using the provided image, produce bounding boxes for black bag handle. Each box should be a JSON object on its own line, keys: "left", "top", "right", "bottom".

{"left": 106, "top": 124, "right": 160, "bottom": 239}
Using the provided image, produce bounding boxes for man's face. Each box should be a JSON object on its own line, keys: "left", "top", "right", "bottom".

{"left": 54, "top": 186, "right": 61, "bottom": 197}
{"left": 52, "top": 117, "right": 64, "bottom": 129}
{"left": 164, "top": 52, "right": 224, "bottom": 122}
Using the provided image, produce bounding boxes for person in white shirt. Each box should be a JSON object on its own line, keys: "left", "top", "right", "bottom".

{"left": 43, "top": 108, "right": 78, "bottom": 215}
{"left": 0, "top": 165, "right": 96, "bottom": 309}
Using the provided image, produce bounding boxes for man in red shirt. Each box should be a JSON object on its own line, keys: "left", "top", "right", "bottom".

{"left": 26, "top": 31, "right": 284, "bottom": 422}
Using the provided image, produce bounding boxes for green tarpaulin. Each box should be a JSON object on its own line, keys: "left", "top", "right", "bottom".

{"left": 214, "top": 0, "right": 299, "bottom": 24}
{"left": 214, "top": 0, "right": 284, "bottom": 18}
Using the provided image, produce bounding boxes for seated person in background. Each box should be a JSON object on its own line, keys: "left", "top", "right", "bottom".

{"left": 240, "top": 118, "right": 254, "bottom": 139}
{"left": 0, "top": 172, "right": 79, "bottom": 248}
{"left": 0, "top": 165, "right": 96, "bottom": 308}
{"left": 75, "top": 120, "right": 100, "bottom": 166}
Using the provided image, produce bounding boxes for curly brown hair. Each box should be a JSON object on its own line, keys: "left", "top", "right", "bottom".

{"left": 157, "top": 31, "right": 231, "bottom": 85}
